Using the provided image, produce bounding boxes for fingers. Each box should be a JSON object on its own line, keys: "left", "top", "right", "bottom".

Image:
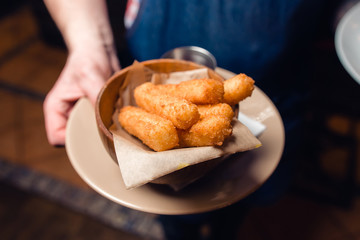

{"left": 43, "top": 55, "right": 108, "bottom": 146}
{"left": 43, "top": 91, "right": 75, "bottom": 146}
{"left": 43, "top": 39, "right": 120, "bottom": 146}
{"left": 156, "top": 78, "right": 224, "bottom": 104}
{"left": 197, "top": 103, "right": 234, "bottom": 121}
{"left": 223, "top": 73, "right": 255, "bottom": 106}
{"left": 153, "top": 75, "right": 253, "bottom": 106}
{"left": 134, "top": 82, "right": 200, "bottom": 130}
{"left": 118, "top": 106, "right": 179, "bottom": 151}
{"left": 178, "top": 115, "right": 232, "bottom": 147}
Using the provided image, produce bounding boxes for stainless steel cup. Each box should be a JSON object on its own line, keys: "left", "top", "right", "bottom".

{"left": 161, "top": 46, "right": 217, "bottom": 69}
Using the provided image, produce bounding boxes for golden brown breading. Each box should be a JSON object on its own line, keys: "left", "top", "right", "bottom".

{"left": 155, "top": 78, "right": 224, "bottom": 104}
{"left": 197, "top": 103, "right": 234, "bottom": 121}
{"left": 134, "top": 82, "right": 200, "bottom": 130}
{"left": 118, "top": 106, "right": 179, "bottom": 151}
{"left": 223, "top": 73, "right": 255, "bottom": 106}
{"left": 119, "top": 72, "right": 256, "bottom": 151}
{"left": 177, "top": 115, "right": 232, "bottom": 147}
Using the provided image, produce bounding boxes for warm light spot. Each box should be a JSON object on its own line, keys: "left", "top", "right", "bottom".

{"left": 327, "top": 115, "right": 351, "bottom": 135}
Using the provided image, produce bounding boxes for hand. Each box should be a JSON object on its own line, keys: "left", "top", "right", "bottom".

{"left": 43, "top": 47, "right": 120, "bottom": 146}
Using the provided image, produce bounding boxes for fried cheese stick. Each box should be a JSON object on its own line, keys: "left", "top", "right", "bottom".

{"left": 118, "top": 106, "right": 179, "bottom": 151}
{"left": 134, "top": 82, "right": 200, "bottom": 129}
{"left": 223, "top": 73, "right": 255, "bottom": 106}
{"left": 178, "top": 115, "right": 232, "bottom": 147}
{"left": 197, "top": 103, "right": 234, "bottom": 121}
{"left": 155, "top": 78, "right": 224, "bottom": 104}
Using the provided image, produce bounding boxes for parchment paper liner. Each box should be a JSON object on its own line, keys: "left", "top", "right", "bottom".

{"left": 110, "top": 61, "right": 261, "bottom": 190}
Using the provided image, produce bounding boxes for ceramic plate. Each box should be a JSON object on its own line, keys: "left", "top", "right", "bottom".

{"left": 335, "top": 1, "right": 360, "bottom": 84}
{"left": 65, "top": 68, "right": 285, "bottom": 215}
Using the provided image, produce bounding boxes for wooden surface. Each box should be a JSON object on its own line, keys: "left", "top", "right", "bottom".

{"left": 0, "top": 181, "right": 143, "bottom": 240}
{"left": 0, "top": 6, "right": 88, "bottom": 189}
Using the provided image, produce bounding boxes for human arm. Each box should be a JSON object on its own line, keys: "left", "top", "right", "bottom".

{"left": 43, "top": 0, "right": 120, "bottom": 146}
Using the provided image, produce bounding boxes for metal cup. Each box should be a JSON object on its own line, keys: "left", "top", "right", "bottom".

{"left": 161, "top": 46, "right": 217, "bottom": 69}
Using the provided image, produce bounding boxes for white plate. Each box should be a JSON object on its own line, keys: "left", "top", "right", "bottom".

{"left": 335, "top": 1, "right": 360, "bottom": 84}
{"left": 65, "top": 68, "right": 285, "bottom": 215}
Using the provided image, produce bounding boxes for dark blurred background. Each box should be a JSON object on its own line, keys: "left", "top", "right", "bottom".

{"left": 0, "top": 1, "right": 360, "bottom": 240}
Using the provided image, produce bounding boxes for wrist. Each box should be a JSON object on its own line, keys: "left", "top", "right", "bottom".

{"left": 65, "top": 18, "right": 114, "bottom": 55}
{"left": 44, "top": 0, "right": 115, "bottom": 55}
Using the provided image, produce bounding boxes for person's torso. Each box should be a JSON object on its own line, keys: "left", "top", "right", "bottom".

{"left": 125, "top": 0, "right": 322, "bottom": 79}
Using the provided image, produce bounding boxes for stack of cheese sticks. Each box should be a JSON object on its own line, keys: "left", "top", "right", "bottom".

{"left": 118, "top": 73, "right": 254, "bottom": 152}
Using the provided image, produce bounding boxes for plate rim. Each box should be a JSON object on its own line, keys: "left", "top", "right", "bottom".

{"left": 335, "top": 1, "right": 360, "bottom": 84}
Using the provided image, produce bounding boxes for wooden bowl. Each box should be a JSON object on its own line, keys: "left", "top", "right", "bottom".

{"left": 95, "top": 59, "right": 225, "bottom": 186}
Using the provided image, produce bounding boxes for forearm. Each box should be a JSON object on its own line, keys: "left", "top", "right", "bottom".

{"left": 43, "top": 0, "right": 115, "bottom": 53}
